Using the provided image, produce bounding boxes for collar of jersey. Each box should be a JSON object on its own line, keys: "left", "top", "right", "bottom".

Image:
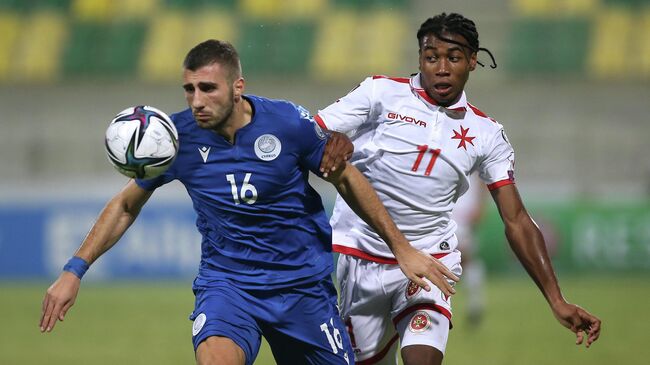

{"left": 409, "top": 73, "right": 467, "bottom": 112}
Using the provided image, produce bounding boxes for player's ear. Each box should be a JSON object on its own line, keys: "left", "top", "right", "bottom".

{"left": 233, "top": 77, "right": 245, "bottom": 100}
{"left": 469, "top": 52, "right": 478, "bottom": 71}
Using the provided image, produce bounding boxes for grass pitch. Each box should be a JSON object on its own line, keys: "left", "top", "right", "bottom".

{"left": 1, "top": 274, "right": 647, "bottom": 364}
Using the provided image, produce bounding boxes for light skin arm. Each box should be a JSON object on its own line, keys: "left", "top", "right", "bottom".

{"left": 39, "top": 180, "right": 153, "bottom": 333}
{"left": 490, "top": 184, "right": 601, "bottom": 347}
{"left": 324, "top": 162, "right": 459, "bottom": 296}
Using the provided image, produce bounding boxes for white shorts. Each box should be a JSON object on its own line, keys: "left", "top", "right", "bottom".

{"left": 336, "top": 250, "right": 462, "bottom": 364}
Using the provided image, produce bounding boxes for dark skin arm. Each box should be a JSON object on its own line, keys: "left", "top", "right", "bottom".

{"left": 320, "top": 131, "right": 353, "bottom": 178}
{"left": 39, "top": 180, "right": 152, "bottom": 333}
{"left": 491, "top": 184, "right": 601, "bottom": 347}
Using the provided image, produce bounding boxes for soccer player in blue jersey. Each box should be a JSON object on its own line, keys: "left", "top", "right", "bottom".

{"left": 39, "top": 40, "right": 458, "bottom": 365}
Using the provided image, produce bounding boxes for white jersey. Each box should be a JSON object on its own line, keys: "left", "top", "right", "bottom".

{"left": 316, "top": 74, "right": 515, "bottom": 260}
{"left": 452, "top": 173, "right": 484, "bottom": 230}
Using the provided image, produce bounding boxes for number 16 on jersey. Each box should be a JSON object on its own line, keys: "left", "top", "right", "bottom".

{"left": 226, "top": 173, "right": 258, "bottom": 205}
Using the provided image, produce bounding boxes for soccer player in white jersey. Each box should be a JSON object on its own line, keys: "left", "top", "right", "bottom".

{"left": 315, "top": 13, "right": 601, "bottom": 365}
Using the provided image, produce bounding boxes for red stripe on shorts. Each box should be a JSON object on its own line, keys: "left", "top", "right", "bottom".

{"left": 356, "top": 334, "right": 399, "bottom": 365}
{"left": 393, "top": 303, "right": 452, "bottom": 328}
{"left": 333, "top": 245, "right": 448, "bottom": 264}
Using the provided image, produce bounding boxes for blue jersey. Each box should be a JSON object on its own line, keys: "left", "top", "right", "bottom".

{"left": 136, "top": 95, "right": 333, "bottom": 289}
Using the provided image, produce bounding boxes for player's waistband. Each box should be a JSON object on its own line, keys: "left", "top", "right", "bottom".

{"left": 333, "top": 244, "right": 449, "bottom": 264}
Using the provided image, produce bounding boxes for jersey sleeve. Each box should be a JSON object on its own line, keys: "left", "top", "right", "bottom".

{"left": 134, "top": 168, "right": 176, "bottom": 191}
{"left": 314, "top": 77, "right": 374, "bottom": 133}
{"left": 292, "top": 104, "right": 329, "bottom": 176}
{"left": 477, "top": 124, "right": 516, "bottom": 191}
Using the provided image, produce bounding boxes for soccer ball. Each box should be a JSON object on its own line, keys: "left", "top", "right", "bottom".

{"left": 105, "top": 105, "right": 179, "bottom": 179}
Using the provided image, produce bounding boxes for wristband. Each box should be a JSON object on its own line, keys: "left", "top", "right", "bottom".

{"left": 63, "top": 256, "right": 90, "bottom": 279}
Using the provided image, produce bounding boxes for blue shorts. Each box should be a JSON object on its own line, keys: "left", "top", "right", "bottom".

{"left": 189, "top": 277, "right": 354, "bottom": 365}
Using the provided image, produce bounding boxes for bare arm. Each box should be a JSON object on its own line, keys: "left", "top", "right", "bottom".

{"left": 491, "top": 184, "right": 601, "bottom": 347}
{"left": 324, "top": 162, "right": 459, "bottom": 296}
{"left": 40, "top": 180, "right": 153, "bottom": 332}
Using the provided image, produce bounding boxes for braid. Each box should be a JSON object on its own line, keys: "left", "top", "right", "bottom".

{"left": 416, "top": 13, "right": 497, "bottom": 68}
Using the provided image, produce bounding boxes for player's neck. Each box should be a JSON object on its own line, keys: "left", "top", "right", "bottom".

{"left": 216, "top": 97, "right": 252, "bottom": 144}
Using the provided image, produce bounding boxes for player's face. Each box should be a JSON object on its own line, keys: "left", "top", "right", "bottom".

{"left": 418, "top": 32, "right": 477, "bottom": 107}
{"left": 183, "top": 62, "right": 238, "bottom": 130}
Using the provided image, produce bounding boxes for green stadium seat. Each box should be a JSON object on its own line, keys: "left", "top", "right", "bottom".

{"left": 238, "top": 21, "right": 315, "bottom": 75}
{"left": 63, "top": 21, "right": 146, "bottom": 77}
{"left": 603, "top": 0, "right": 648, "bottom": 7}
{"left": 0, "top": 0, "right": 69, "bottom": 12}
{"left": 506, "top": 18, "right": 590, "bottom": 75}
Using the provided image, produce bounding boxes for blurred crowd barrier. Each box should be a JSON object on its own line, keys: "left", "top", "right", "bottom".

{"left": 1, "top": 0, "right": 649, "bottom": 278}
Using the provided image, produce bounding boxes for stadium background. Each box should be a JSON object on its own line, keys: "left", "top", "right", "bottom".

{"left": 0, "top": 0, "right": 649, "bottom": 364}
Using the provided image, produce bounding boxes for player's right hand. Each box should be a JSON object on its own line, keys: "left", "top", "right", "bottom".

{"left": 395, "top": 247, "right": 459, "bottom": 297}
{"left": 320, "top": 131, "right": 353, "bottom": 178}
{"left": 40, "top": 271, "right": 81, "bottom": 333}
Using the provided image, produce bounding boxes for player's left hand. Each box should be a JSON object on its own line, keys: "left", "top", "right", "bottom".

{"left": 320, "top": 132, "right": 353, "bottom": 178}
{"left": 551, "top": 301, "right": 601, "bottom": 348}
{"left": 395, "top": 246, "right": 459, "bottom": 297}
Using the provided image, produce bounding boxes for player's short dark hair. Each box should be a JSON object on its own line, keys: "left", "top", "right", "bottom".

{"left": 183, "top": 39, "right": 242, "bottom": 81}
{"left": 417, "top": 13, "right": 496, "bottom": 68}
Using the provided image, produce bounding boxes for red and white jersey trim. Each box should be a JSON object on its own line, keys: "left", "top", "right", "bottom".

{"left": 333, "top": 244, "right": 449, "bottom": 264}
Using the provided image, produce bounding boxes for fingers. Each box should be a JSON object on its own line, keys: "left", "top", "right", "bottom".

{"left": 40, "top": 296, "right": 58, "bottom": 332}
{"left": 421, "top": 271, "right": 456, "bottom": 297}
{"left": 437, "top": 263, "right": 460, "bottom": 283}
{"left": 59, "top": 301, "right": 73, "bottom": 321}
{"left": 40, "top": 295, "right": 51, "bottom": 332}
{"left": 410, "top": 276, "right": 431, "bottom": 292}
{"left": 581, "top": 311, "right": 601, "bottom": 348}
{"left": 320, "top": 132, "right": 353, "bottom": 177}
{"left": 575, "top": 330, "right": 585, "bottom": 346}
{"left": 320, "top": 140, "right": 333, "bottom": 177}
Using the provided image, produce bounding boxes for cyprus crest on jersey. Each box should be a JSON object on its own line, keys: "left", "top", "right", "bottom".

{"left": 254, "top": 134, "right": 281, "bottom": 161}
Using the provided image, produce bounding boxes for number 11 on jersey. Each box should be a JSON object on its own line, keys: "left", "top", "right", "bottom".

{"left": 226, "top": 173, "right": 258, "bottom": 205}
{"left": 411, "top": 145, "right": 441, "bottom": 176}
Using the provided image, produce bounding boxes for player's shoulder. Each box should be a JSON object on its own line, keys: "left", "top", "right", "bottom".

{"left": 371, "top": 75, "right": 411, "bottom": 84}
{"left": 169, "top": 108, "right": 196, "bottom": 132}
{"left": 246, "top": 94, "right": 304, "bottom": 120}
{"left": 465, "top": 102, "right": 503, "bottom": 130}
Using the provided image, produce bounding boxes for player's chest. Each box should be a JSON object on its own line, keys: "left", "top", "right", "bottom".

{"left": 373, "top": 104, "right": 481, "bottom": 166}
{"left": 176, "top": 131, "right": 300, "bottom": 198}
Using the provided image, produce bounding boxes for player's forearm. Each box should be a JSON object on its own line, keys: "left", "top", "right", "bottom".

{"left": 329, "top": 164, "right": 411, "bottom": 255}
{"left": 75, "top": 181, "right": 150, "bottom": 265}
{"left": 505, "top": 215, "right": 565, "bottom": 306}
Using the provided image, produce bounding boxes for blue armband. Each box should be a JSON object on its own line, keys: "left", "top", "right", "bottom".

{"left": 63, "top": 256, "right": 90, "bottom": 279}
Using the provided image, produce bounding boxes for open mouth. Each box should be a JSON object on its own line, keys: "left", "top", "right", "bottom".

{"left": 433, "top": 83, "right": 452, "bottom": 95}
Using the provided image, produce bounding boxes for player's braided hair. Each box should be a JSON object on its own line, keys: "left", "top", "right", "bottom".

{"left": 183, "top": 39, "right": 242, "bottom": 82}
{"left": 416, "top": 13, "right": 497, "bottom": 69}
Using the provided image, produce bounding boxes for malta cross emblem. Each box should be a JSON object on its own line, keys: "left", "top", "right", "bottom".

{"left": 451, "top": 125, "right": 475, "bottom": 150}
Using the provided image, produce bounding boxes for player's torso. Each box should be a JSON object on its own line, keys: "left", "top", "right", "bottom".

{"left": 173, "top": 109, "right": 314, "bottom": 220}
{"left": 333, "top": 82, "right": 496, "bottom": 254}
{"left": 169, "top": 100, "right": 332, "bottom": 288}
{"left": 357, "top": 91, "right": 490, "bottom": 216}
